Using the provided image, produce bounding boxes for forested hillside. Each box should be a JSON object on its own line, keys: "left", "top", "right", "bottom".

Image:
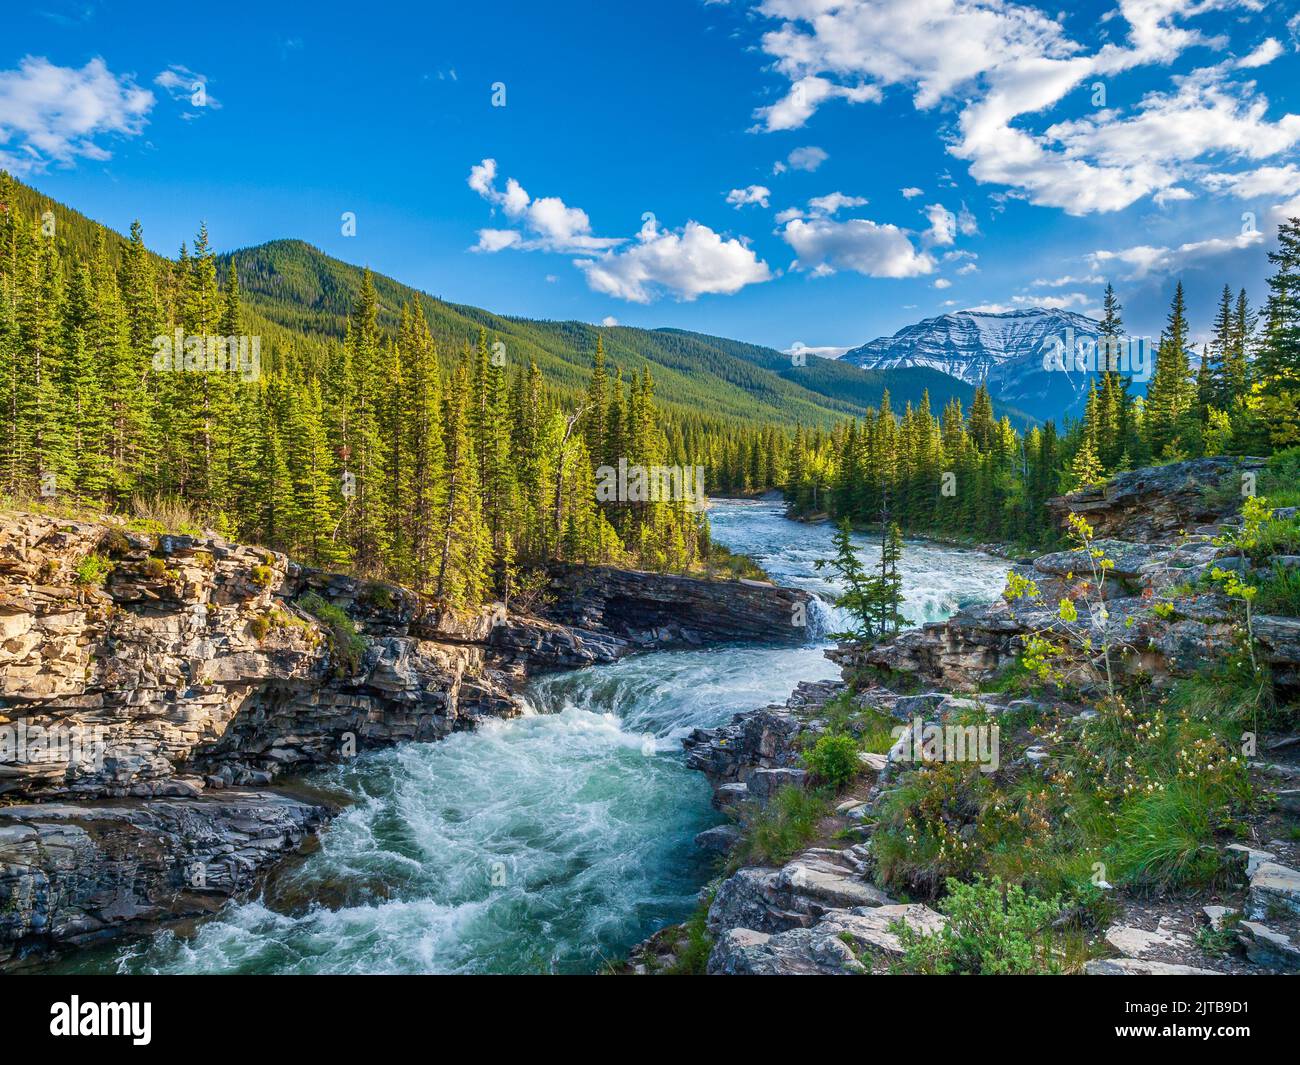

{"left": 3, "top": 165, "right": 1298, "bottom": 608}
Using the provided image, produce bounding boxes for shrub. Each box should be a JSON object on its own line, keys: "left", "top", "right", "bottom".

{"left": 130, "top": 493, "right": 203, "bottom": 536}
{"left": 362, "top": 582, "right": 396, "bottom": 610}
{"left": 101, "top": 529, "right": 132, "bottom": 557}
{"left": 300, "top": 591, "right": 367, "bottom": 676}
{"left": 140, "top": 557, "right": 167, "bottom": 579}
{"left": 892, "top": 876, "right": 1066, "bottom": 975}
{"left": 250, "top": 564, "right": 274, "bottom": 588}
{"left": 802, "top": 733, "right": 861, "bottom": 790}
{"left": 665, "top": 893, "right": 715, "bottom": 975}
{"left": 73, "top": 552, "right": 113, "bottom": 586}
{"left": 249, "top": 614, "right": 271, "bottom": 641}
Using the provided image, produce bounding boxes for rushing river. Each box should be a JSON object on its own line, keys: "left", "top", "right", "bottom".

{"left": 56, "top": 497, "right": 1009, "bottom": 975}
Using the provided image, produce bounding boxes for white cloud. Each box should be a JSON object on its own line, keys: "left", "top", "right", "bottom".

{"left": 900, "top": 186, "right": 923, "bottom": 199}
{"left": 781, "top": 215, "right": 935, "bottom": 278}
{"left": 0, "top": 55, "right": 154, "bottom": 173}
{"left": 1031, "top": 273, "right": 1103, "bottom": 287}
{"left": 773, "top": 145, "right": 829, "bottom": 174}
{"left": 923, "top": 203, "right": 957, "bottom": 246}
{"left": 1236, "top": 37, "right": 1283, "bottom": 68}
{"left": 1012, "top": 291, "right": 1092, "bottom": 309}
{"left": 1088, "top": 229, "right": 1264, "bottom": 280}
{"left": 933, "top": 278, "right": 952, "bottom": 289}
{"left": 576, "top": 216, "right": 772, "bottom": 303}
{"left": 1204, "top": 164, "right": 1300, "bottom": 199}
{"left": 467, "top": 158, "right": 622, "bottom": 253}
{"left": 756, "top": 78, "right": 880, "bottom": 133}
{"left": 154, "top": 64, "right": 221, "bottom": 113}
{"left": 726, "top": 184, "right": 771, "bottom": 208}
{"left": 747, "top": 0, "right": 1296, "bottom": 216}
{"left": 777, "top": 190, "right": 869, "bottom": 223}
{"left": 601, "top": 316, "right": 619, "bottom": 327}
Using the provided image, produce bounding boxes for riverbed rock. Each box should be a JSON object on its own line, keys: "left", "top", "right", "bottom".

{"left": 0, "top": 790, "right": 329, "bottom": 965}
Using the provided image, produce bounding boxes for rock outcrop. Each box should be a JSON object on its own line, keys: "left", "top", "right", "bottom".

{"left": 0, "top": 790, "right": 329, "bottom": 965}
{"left": 1047, "top": 456, "right": 1265, "bottom": 541}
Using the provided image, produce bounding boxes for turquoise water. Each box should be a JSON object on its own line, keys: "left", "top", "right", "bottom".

{"left": 56, "top": 498, "right": 1008, "bottom": 974}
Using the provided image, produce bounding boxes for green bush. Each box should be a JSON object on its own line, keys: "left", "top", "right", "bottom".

{"left": 892, "top": 876, "right": 1065, "bottom": 975}
{"left": 140, "top": 556, "right": 167, "bottom": 579}
{"left": 250, "top": 564, "right": 275, "bottom": 588}
{"left": 802, "top": 733, "right": 861, "bottom": 790}
{"left": 249, "top": 614, "right": 271, "bottom": 641}
{"left": 300, "top": 591, "right": 366, "bottom": 676}
{"left": 73, "top": 552, "right": 113, "bottom": 586}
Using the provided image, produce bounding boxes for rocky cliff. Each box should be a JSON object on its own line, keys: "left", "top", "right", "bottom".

{"left": 0, "top": 511, "right": 810, "bottom": 965}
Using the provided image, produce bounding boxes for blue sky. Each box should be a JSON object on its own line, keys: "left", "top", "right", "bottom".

{"left": 4, "top": 0, "right": 1300, "bottom": 351}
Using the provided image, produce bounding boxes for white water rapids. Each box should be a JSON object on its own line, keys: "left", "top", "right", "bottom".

{"left": 58, "top": 496, "right": 1009, "bottom": 974}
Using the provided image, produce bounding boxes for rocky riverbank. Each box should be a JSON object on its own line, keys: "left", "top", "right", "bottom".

{"left": 0, "top": 511, "right": 810, "bottom": 966}
{"left": 633, "top": 457, "right": 1300, "bottom": 976}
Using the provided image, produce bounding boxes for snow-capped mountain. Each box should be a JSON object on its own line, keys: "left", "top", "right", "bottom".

{"left": 842, "top": 308, "right": 1137, "bottom": 423}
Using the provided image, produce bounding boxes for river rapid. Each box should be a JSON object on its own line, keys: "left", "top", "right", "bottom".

{"left": 57, "top": 497, "right": 1009, "bottom": 974}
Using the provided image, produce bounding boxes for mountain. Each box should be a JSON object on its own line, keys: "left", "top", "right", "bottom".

{"left": 842, "top": 308, "right": 1134, "bottom": 423}
{"left": 223, "top": 238, "right": 1032, "bottom": 429}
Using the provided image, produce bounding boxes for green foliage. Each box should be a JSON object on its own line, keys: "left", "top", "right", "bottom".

{"left": 73, "top": 552, "right": 113, "bottom": 586}
{"left": 732, "top": 786, "right": 831, "bottom": 869}
{"left": 250, "top": 564, "right": 274, "bottom": 588}
{"left": 1256, "top": 561, "right": 1300, "bottom": 617}
{"left": 802, "top": 733, "right": 861, "bottom": 790}
{"left": 892, "top": 876, "right": 1067, "bottom": 975}
{"left": 814, "top": 518, "right": 905, "bottom": 644}
{"left": 299, "top": 591, "right": 366, "bottom": 676}
{"left": 249, "top": 614, "right": 271, "bottom": 641}
{"left": 664, "top": 893, "right": 715, "bottom": 976}
{"left": 140, "top": 556, "right": 167, "bottom": 578}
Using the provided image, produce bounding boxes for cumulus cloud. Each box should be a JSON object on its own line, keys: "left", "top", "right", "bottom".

{"left": 746, "top": 0, "right": 1297, "bottom": 217}
{"left": 773, "top": 145, "right": 828, "bottom": 174}
{"left": 1088, "top": 229, "right": 1265, "bottom": 280}
{"left": 0, "top": 55, "right": 153, "bottom": 174}
{"left": 781, "top": 215, "right": 935, "bottom": 278}
{"left": 726, "top": 184, "right": 771, "bottom": 208}
{"left": 467, "top": 158, "right": 622, "bottom": 253}
{"left": 776, "top": 190, "right": 869, "bottom": 223}
{"left": 900, "top": 186, "right": 924, "bottom": 199}
{"left": 1204, "top": 164, "right": 1300, "bottom": 200}
{"left": 576, "top": 217, "right": 771, "bottom": 303}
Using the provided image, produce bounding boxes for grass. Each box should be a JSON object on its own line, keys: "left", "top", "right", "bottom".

{"left": 663, "top": 892, "right": 715, "bottom": 975}
{"left": 701, "top": 541, "right": 769, "bottom": 582}
{"left": 730, "top": 785, "right": 832, "bottom": 869}
{"left": 1256, "top": 561, "right": 1300, "bottom": 617}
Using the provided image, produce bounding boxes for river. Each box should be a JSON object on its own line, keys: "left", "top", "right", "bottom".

{"left": 56, "top": 497, "right": 1009, "bottom": 974}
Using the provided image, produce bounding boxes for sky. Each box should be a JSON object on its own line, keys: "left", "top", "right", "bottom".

{"left": 3, "top": 0, "right": 1300, "bottom": 352}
